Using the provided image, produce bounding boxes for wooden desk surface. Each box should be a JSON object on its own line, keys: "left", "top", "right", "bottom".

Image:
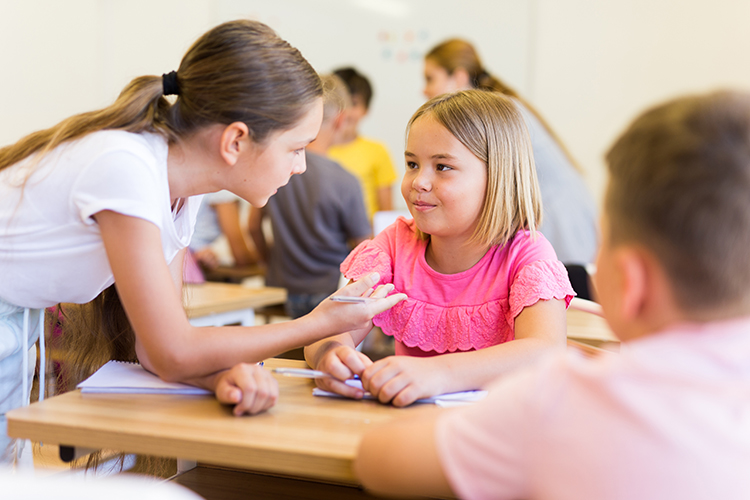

{"left": 183, "top": 282, "right": 287, "bottom": 319}
{"left": 8, "top": 358, "right": 438, "bottom": 484}
{"left": 10, "top": 308, "right": 614, "bottom": 484}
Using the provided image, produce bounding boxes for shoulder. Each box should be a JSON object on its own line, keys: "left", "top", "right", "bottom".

{"left": 502, "top": 230, "right": 559, "bottom": 264}
{"left": 81, "top": 130, "right": 165, "bottom": 157}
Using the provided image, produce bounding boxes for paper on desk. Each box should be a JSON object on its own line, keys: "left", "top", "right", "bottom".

{"left": 77, "top": 360, "right": 212, "bottom": 395}
{"left": 312, "top": 379, "right": 487, "bottom": 406}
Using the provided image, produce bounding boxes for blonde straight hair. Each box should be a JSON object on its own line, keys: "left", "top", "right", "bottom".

{"left": 406, "top": 90, "right": 542, "bottom": 248}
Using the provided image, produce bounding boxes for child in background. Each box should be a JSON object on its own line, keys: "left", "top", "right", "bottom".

{"left": 424, "top": 39, "right": 598, "bottom": 266}
{"left": 328, "top": 67, "right": 398, "bottom": 220}
{"left": 249, "top": 74, "right": 371, "bottom": 319}
{"left": 305, "top": 90, "right": 574, "bottom": 407}
{"left": 355, "top": 90, "right": 750, "bottom": 499}
{"left": 0, "top": 20, "right": 405, "bottom": 466}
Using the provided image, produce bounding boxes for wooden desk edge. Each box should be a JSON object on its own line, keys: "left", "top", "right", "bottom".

{"left": 7, "top": 409, "right": 358, "bottom": 484}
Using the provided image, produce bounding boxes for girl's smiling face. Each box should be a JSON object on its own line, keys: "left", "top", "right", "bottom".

{"left": 402, "top": 115, "right": 487, "bottom": 242}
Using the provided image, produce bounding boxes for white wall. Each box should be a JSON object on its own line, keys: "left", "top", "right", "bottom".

{"left": 2, "top": 0, "right": 749, "bottom": 208}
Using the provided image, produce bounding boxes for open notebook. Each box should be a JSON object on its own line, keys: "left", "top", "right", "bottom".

{"left": 77, "top": 360, "right": 212, "bottom": 395}
{"left": 313, "top": 379, "right": 487, "bottom": 407}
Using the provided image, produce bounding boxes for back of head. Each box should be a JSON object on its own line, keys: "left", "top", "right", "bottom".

{"left": 425, "top": 39, "right": 516, "bottom": 97}
{"left": 406, "top": 89, "right": 541, "bottom": 247}
{"left": 606, "top": 90, "right": 750, "bottom": 313}
{"left": 0, "top": 19, "right": 322, "bottom": 171}
{"left": 320, "top": 74, "right": 351, "bottom": 124}
{"left": 333, "top": 67, "right": 373, "bottom": 109}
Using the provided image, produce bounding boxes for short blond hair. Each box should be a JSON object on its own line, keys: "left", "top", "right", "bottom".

{"left": 320, "top": 74, "right": 351, "bottom": 124}
{"left": 605, "top": 90, "right": 750, "bottom": 312}
{"left": 406, "top": 90, "right": 541, "bottom": 247}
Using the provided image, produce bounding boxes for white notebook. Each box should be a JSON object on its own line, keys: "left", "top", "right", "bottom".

{"left": 312, "top": 379, "right": 487, "bottom": 407}
{"left": 77, "top": 360, "right": 212, "bottom": 395}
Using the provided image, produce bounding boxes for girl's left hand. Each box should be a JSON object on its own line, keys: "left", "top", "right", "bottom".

{"left": 214, "top": 363, "right": 279, "bottom": 416}
{"left": 360, "top": 356, "right": 449, "bottom": 407}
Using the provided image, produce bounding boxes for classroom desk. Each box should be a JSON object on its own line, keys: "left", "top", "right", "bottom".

{"left": 8, "top": 358, "right": 439, "bottom": 486}
{"left": 10, "top": 307, "right": 615, "bottom": 496}
{"left": 184, "top": 282, "right": 286, "bottom": 327}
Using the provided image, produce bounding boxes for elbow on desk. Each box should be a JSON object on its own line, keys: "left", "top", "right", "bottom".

{"left": 136, "top": 343, "right": 199, "bottom": 384}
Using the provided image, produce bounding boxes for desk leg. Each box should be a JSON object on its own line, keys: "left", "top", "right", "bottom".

{"left": 59, "top": 445, "right": 97, "bottom": 462}
{"left": 177, "top": 459, "right": 197, "bottom": 474}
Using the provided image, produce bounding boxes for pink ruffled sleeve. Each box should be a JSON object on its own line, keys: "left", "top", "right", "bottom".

{"left": 507, "top": 259, "right": 575, "bottom": 328}
{"left": 340, "top": 240, "right": 394, "bottom": 287}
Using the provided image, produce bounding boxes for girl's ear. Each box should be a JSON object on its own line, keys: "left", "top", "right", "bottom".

{"left": 219, "top": 122, "right": 251, "bottom": 166}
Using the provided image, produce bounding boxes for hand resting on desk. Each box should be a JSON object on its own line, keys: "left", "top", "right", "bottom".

{"left": 213, "top": 363, "right": 278, "bottom": 416}
{"left": 314, "top": 348, "right": 451, "bottom": 407}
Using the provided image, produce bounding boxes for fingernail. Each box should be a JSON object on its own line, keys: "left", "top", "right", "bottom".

{"left": 368, "top": 272, "right": 380, "bottom": 283}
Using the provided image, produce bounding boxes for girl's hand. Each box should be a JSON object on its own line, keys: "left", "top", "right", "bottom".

{"left": 308, "top": 273, "right": 407, "bottom": 341}
{"left": 214, "top": 363, "right": 279, "bottom": 416}
{"left": 315, "top": 345, "right": 373, "bottom": 399}
{"left": 361, "top": 356, "right": 449, "bottom": 407}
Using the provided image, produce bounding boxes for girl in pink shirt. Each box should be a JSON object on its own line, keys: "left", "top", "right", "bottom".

{"left": 305, "top": 90, "right": 574, "bottom": 406}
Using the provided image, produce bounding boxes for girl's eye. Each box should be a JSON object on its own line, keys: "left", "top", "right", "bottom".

{"left": 436, "top": 163, "right": 452, "bottom": 172}
{"left": 294, "top": 148, "right": 304, "bottom": 155}
{"left": 406, "top": 161, "right": 418, "bottom": 170}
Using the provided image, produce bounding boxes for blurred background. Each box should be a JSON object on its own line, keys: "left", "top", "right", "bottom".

{"left": 2, "top": 0, "right": 749, "bottom": 208}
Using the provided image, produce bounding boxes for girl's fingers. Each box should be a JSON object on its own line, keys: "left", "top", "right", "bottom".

{"left": 316, "top": 377, "right": 365, "bottom": 399}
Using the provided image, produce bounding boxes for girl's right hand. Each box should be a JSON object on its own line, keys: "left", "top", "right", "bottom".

{"left": 308, "top": 272, "right": 407, "bottom": 340}
{"left": 314, "top": 345, "right": 373, "bottom": 399}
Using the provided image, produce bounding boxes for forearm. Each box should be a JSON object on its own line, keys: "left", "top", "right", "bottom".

{"left": 140, "top": 313, "right": 335, "bottom": 382}
{"left": 376, "top": 186, "right": 392, "bottom": 212}
{"left": 434, "top": 336, "right": 562, "bottom": 393}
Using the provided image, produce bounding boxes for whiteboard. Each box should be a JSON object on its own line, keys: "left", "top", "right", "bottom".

{"left": 218, "top": 0, "right": 533, "bottom": 207}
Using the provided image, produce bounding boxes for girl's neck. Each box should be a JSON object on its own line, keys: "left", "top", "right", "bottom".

{"left": 424, "top": 235, "right": 490, "bottom": 275}
{"left": 167, "top": 128, "right": 223, "bottom": 201}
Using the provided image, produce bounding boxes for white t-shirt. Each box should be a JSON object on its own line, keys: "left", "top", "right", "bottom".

{"left": 0, "top": 131, "right": 202, "bottom": 309}
{"left": 436, "top": 317, "right": 750, "bottom": 500}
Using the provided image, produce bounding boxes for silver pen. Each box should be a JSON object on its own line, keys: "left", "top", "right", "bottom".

{"left": 329, "top": 296, "right": 377, "bottom": 304}
{"left": 272, "top": 367, "right": 332, "bottom": 378}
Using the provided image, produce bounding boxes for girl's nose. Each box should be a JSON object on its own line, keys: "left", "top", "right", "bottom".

{"left": 412, "top": 169, "right": 431, "bottom": 191}
{"left": 292, "top": 153, "right": 307, "bottom": 175}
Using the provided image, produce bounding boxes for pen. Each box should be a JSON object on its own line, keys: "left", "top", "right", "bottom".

{"left": 272, "top": 367, "right": 332, "bottom": 378}
{"left": 329, "top": 296, "right": 377, "bottom": 304}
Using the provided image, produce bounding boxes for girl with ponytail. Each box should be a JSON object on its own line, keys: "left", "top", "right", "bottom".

{"left": 0, "top": 19, "right": 405, "bottom": 466}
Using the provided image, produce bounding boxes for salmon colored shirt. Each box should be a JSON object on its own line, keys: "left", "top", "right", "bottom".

{"left": 436, "top": 317, "right": 750, "bottom": 500}
{"left": 341, "top": 217, "right": 575, "bottom": 356}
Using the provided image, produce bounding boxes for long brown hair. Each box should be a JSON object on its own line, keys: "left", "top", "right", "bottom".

{"left": 11, "top": 20, "right": 323, "bottom": 389}
{"left": 426, "top": 38, "right": 582, "bottom": 172}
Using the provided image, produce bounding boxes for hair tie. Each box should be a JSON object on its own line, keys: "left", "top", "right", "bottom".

{"left": 162, "top": 71, "right": 180, "bottom": 96}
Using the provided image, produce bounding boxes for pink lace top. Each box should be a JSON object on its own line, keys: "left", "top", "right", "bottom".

{"left": 341, "top": 217, "right": 575, "bottom": 356}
